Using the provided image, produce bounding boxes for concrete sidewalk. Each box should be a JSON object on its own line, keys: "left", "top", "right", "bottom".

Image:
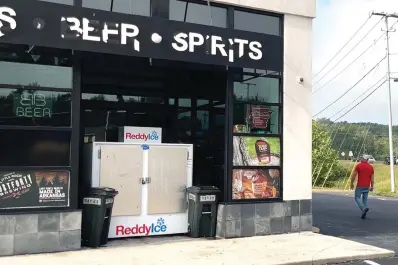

{"left": 0, "top": 232, "right": 394, "bottom": 265}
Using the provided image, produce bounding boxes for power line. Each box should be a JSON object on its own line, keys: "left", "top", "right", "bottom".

{"left": 321, "top": 122, "right": 354, "bottom": 187}
{"left": 312, "top": 122, "right": 344, "bottom": 186}
{"left": 313, "top": 17, "right": 383, "bottom": 87}
{"left": 313, "top": 16, "right": 377, "bottom": 79}
{"left": 333, "top": 124, "right": 365, "bottom": 188}
{"left": 343, "top": 124, "right": 372, "bottom": 190}
{"left": 313, "top": 56, "right": 386, "bottom": 118}
{"left": 333, "top": 79, "right": 387, "bottom": 122}
{"left": 312, "top": 33, "right": 385, "bottom": 94}
{"left": 328, "top": 75, "right": 386, "bottom": 120}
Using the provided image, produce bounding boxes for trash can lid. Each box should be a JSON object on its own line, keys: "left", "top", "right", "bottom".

{"left": 187, "top": 186, "right": 220, "bottom": 194}
{"left": 89, "top": 187, "right": 118, "bottom": 196}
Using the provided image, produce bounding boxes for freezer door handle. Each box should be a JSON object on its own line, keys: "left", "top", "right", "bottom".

{"left": 139, "top": 177, "right": 151, "bottom": 184}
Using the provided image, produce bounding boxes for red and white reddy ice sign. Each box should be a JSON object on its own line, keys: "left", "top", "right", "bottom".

{"left": 115, "top": 218, "right": 167, "bottom": 236}
{"left": 120, "top": 126, "right": 162, "bottom": 143}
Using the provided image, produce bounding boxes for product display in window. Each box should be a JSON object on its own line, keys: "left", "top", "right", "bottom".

{"left": 233, "top": 103, "right": 278, "bottom": 134}
{"left": 233, "top": 136, "right": 280, "bottom": 166}
{"left": 233, "top": 124, "right": 248, "bottom": 133}
{"left": 232, "top": 169, "right": 280, "bottom": 199}
{"left": 249, "top": 105, "right": 272, "bottom": 130}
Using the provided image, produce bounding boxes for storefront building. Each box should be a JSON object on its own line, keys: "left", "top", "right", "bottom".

{"left": 0, "top": 0, "right": 315, "bottom": 256}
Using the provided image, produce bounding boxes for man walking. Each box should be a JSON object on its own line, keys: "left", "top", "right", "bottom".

{"left": 350, "top": 156, "right": 375, "bottom": 219}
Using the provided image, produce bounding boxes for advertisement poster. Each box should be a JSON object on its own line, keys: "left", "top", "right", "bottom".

{"left": 233, "top": 136, "right": 280, "bottom": 166}
{"left": 232, "top": 169, "right": 281, "bottom": 200}
{"left": 249, "top": 105, "right": 272, "bottom": 129}
{"left": 0, "top": 171, "right": 70, "bottom": 209}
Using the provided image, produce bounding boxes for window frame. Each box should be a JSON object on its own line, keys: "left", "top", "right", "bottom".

{"left": 0, "top": 129, "right": 72, "bottom": 167}
{"left": 168, "top": 0, "right": 228, "bottom": 28}
{"left": 38, "top": 0, "right": 285, "bottom": 205}
{"left": 38, "top": 0, "right": 74, "bottom": 5}
{"left": 233, "top": 8, "right": 282, "bottom": 36}
{"left": 228, "top": 70, "right": 283, "bottom": 203}
{"left": 80, "top": 0, "right": 152, "bottom": 16}
{"left": 0, "top": 49, "right": 74, "bottom": 128}
{"left": 0, "top": 45, "right": 79, "bottom": 213}
{"left": 0, "top": 87, "right": 73, "bottom": 128}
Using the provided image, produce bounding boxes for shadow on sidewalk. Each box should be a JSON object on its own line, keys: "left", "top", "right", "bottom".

{"left": 90, "top": 234, "right": 217, "bottom": 250}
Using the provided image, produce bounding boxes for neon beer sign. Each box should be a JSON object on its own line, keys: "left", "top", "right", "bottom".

{"left": 14, "top": 93, "right": 52, "bottom": 118}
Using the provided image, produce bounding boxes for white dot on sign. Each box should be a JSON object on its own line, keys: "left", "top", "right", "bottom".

{"left": 151, "top": 33, "right": 162, "bottom": 44}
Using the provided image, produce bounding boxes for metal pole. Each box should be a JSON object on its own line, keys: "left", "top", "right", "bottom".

{"left": 385, "top": 16, "right": 396, "bottom": 192}
{"left": 206, "top": 0, "right": 213, "bottom": 26}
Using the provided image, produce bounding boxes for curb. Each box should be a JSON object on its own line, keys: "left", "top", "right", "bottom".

{"left": 282, "top": 251, "right": 395, "bottom": 265}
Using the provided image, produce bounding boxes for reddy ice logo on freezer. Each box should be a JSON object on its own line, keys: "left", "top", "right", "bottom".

{"left": 125, "top": 131, "right": 159, "bottom": 142}
{"left": 116, "top": 218, "right": 167, "bottom": 236}
{"left": 122, "top": 127, "right": 162, "bottom": 143}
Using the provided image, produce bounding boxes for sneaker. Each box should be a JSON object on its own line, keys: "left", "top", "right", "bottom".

{"left": 361, "top": 208, "right": 369, "bottom": 219}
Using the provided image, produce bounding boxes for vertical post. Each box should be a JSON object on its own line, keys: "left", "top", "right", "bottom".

{"left": 71, "top": 51, "right": 82, "bottom": 208}
{"left": 206, "top": 0, "right": 213, "bottom": 26}
{"left": 385, "top": 16, "right": 396, "bottom": 192}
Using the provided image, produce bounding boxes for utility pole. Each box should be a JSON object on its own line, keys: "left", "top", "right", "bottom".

{"left": 371, "top": 12, "right": 398, "bottom": 192}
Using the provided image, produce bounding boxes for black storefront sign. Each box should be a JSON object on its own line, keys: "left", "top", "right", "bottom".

{"left": 0, "top": 171, "right": 70, "bottom": 209}
{"left": 0, "top": 0, "right": 282, "bottom": 71}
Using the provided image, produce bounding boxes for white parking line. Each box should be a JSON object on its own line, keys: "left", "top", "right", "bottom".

{"left": 364, "top": 260, "right": 381, "bottom": 265}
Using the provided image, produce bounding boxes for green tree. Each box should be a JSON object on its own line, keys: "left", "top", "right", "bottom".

{"left": 312, "top": 120, "right": 343, "bottom": 186}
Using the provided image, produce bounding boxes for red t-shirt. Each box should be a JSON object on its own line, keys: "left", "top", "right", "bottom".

{"left": 355, "top": 161, "right": 374, "bottom": 187}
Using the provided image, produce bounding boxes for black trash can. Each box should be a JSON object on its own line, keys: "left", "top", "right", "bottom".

{"left": 187, "top": 186, "right": 220, "bottom": 238}
{"left": 81, "top": 187, "right": 118, "bottom": 248}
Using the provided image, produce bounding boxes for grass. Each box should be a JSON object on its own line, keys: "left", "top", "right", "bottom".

{"left": 320, "top": 160, "right": 398, "bottom": 197}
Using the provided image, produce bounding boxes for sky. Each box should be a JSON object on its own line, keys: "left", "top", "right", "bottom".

{"left": 312, "top": 0, "right": 398, "bottom": 124}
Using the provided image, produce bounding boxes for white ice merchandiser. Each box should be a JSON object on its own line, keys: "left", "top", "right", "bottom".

{"left": 83, "top": 142, "right": 193, "bottom": 238}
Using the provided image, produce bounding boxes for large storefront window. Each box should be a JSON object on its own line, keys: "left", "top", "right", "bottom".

{"left": 0, "top": 61, "right": 72, "bottom": 88}
{"left": 0, "top": 44, "right": 73, "bottom": 210}
{"left": 82, "top": 0, "right": 151, "bottom": 16}
{"left": 169, "top": 0, "right": 227, "bottom": 28}
{"left": 0, "top": 89, "right": 71, "bottom": 127}
{"left": 231, "top": 71, "right": 282, "bottom": 201}
{"left": 39, "top": 0, "right": 74, "bottom": 5}
{"left": 0, "top": 130, "right": 71, "bottom": 167}
{"left": 234, "top": 10, "right": 281, "bottom": 36}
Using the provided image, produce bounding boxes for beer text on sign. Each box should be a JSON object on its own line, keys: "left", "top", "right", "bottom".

{"left": 14, "top": 93, "right": 52, "bottom": 118}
